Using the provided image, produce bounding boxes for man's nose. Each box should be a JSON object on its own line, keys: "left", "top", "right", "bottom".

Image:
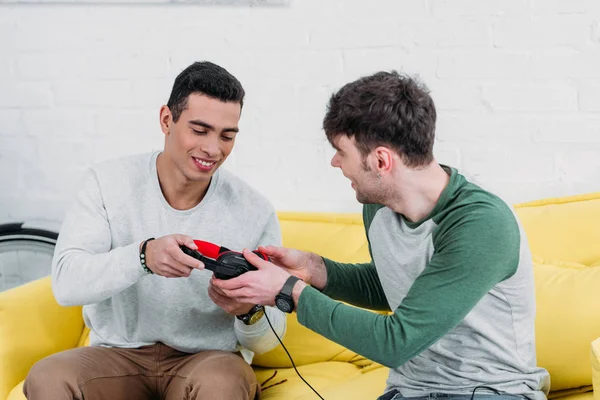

{"left": 200, "top": 136, "right": 220, "bottom": 157}
{"left": 330, "top": 154, "right": 340, "bottom": 168}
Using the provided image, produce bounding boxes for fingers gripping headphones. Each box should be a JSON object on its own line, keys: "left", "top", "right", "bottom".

{"left": 180, "top": 240, "right": 268, "bottom": 280}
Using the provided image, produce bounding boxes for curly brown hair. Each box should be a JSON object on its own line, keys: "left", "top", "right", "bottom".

{"left": 323, "top": 71, "right": 436, "bottom": 168}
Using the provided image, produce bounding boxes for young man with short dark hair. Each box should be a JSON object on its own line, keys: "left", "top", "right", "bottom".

{"left": 24, "top": 61, "right": 285, "bottom": 400}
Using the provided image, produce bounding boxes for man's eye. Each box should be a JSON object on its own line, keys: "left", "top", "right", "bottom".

{"left": 192, "top": 130, "right": 207, "bottom": 135}
{"left": 222, "top": 136, "right": 234, "bottom": 142}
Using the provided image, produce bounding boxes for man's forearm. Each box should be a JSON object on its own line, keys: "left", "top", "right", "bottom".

{"left": 319, "top": 259, "right": 389, "bottom": 311}
{"left": 292, "top": 280, "right": 308, "bottom": 310}
{"left": 307, "top": 253, "right": 327, "bottom": 290}
{"left": 51, "top": 169, "right": 146, "bottom": 306}
{"left": 52, "top": 242, "right": 145, "bottom": 306}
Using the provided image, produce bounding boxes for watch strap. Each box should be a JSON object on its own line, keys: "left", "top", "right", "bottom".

{"left": 280, "top": 275, "right": 301, "bottom": 297}
{"left": 236, "top": 305, "right": 264, "bottom": 325}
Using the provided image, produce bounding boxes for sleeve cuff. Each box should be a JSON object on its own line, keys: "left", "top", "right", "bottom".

{"left": 320, "top": 257, "right": 338, "bottom": 295}
{"left": 126, "top": 241, "right": 148, "bottom": 281}
{"left": 235, "top": 306, "right": 286, "bottom": 355}
{"left": 234, "top": 311, "right": 269, "bottom": 334}
{"left": 234, "top": 306, "right": 284, "bottom": 336}
{"left": 297, "top": 285, "right": 327, "bottom": 326}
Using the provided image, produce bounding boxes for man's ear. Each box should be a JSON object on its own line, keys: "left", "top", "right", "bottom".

{"left": 159, "top": 105, "right": 172, "bottom": 135}
{"left": 374, "top": 146, "right": 394, "bottom": 175}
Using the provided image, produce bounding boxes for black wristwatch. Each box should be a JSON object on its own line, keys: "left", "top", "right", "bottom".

{"left": 275, "top": 275, "right": 301, "bottom": 313}
{"left": 236, "top": 305, "right": 265, "bottom": 325}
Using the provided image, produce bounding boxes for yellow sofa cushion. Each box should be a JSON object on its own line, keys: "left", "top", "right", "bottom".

{"left": 592, "top": 338, "right": 600, "bottom": 400}
{"left": 515, "top": 192, "right": 600, "bottom": 265}
{"left": 254, "top": 361, "right": 362, "bottom": 400}
{"left": 7, "top": 381, "right": 24, "bottom": 400}
{"left": 0, "top": 277, "right": 84, "bottom": 400}
{"left": 277, "top": 212, "right": 370, "bottom": 263}
{"left": 78, "top": 326, "right": 91, "bottom": 347}
{"left": 548, "top": 387, "right": 594, "bottom": 400}
{"left": 296, "top": 365, "right": 389, "bottom": 400}
{"left": 550, "top": 393, "right": 595, "bottom": 400}
{"left": 533, "top": 257, "right": 600, "bottom": 391}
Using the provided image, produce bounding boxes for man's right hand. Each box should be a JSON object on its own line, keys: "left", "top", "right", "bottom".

{"left": 142, "top": 234, "right": 204, "bottom": 278}
{"left": 256, "top": 246, "right": 327, "bottom": 290}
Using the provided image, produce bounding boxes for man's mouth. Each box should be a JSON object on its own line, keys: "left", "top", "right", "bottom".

{"left": 193, "top": 157, "right": 216, "bottom": 167}
{"left": 192, "top": 157, "right": 217, "bottom": 171}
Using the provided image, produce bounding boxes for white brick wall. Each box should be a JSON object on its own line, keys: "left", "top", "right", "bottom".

{"left": 1, "top": 0, "right": 599, "bottom": 225}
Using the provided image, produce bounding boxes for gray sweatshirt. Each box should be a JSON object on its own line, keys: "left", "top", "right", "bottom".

{"left": 52, "top": 151, "right": 286, "bottom": 356}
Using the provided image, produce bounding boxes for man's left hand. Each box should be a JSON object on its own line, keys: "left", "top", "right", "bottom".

{"left": 211, "top": 249, "right": 291, "bottom": 307}
{"left": 207, "top": 282, "right": 255, "bottom": 315}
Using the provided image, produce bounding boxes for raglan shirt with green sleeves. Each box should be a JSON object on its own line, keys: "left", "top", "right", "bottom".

{"left": 296, "top": 167, "right": 550, "bottom": 399}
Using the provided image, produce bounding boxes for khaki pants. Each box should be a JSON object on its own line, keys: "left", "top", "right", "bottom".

{"left": 23, "top": 343, "right": 259, "bottom": 400}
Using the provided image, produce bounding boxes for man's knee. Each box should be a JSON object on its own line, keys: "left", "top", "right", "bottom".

{"left": 186, "top": 352, "right": 257, "bottom": 399}
{"left": 24, "top": 353, "right": 81, "bottom": 398}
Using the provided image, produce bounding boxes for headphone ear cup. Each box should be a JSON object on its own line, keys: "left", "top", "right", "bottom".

{"left": 216, "top": 250, "right": 268, "bottom": 262}
{"left": 216, "top": 250, "right": 240, "bottom": 262}
{"left": 252, "top": 250, "right": 268, "bottom": 261}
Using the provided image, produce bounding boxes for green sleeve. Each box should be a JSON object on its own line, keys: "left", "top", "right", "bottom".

{"left": 321, "top": 258, "right": 390, "bottom": 311}
{"left": 297, "top": 205, "right": 520, "bottom": 368}
{"left": 320, "top": 204, "right": 389, "bottom": 311}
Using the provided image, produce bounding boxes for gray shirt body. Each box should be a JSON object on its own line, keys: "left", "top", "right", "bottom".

{"left": 52, "top": 152, "right": 285, "bottom": 355}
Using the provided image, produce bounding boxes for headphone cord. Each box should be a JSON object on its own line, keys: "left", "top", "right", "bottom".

{"left": 264, "top": 311, "right": 325, "bottom": 399}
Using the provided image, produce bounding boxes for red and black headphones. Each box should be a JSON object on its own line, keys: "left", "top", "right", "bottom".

{"left": 181, "top": 240, "right": 268, "bottom": 280}
{"left": 193, "top": 240, "right": 267, "bottom": 261}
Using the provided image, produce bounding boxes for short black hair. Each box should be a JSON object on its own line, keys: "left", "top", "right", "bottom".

{"left": 323, "top": 71, "right": 436, "bottom": 168}
{"left": 167, "top": 61, "right": 245, "bottom": 122}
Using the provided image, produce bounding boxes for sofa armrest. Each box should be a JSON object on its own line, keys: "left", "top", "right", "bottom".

{"left": 0, "top": 277, "right": 84, "bottom": 400}
{"left": 592, "top": 338, "right": 600, "bottom": 400}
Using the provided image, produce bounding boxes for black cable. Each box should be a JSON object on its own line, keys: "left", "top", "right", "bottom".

{"left": 470, "top": 385, "right": 503, "bottom": 400}
{"left": 264, "top": 311, "right": 325, "bottom": 399}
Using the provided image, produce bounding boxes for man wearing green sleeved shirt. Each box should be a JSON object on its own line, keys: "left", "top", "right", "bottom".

{"left": 213, "top": 71, "right": 550, "bottom": 400}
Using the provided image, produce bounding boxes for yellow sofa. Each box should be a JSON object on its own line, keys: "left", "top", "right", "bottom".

{"left": 2, "top": 193, "right": 600, "bottom": 400}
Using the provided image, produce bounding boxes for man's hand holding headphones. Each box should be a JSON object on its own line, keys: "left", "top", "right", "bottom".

{"left": 211, "top": 246, "right": 327, "bottom": 312}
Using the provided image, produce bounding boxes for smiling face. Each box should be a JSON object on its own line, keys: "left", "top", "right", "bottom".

{"left": 160, "top": 93, "right": 241, "bottom": 184}
{"left": 330, "top": 135, "right": 382, "bottom": 204}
